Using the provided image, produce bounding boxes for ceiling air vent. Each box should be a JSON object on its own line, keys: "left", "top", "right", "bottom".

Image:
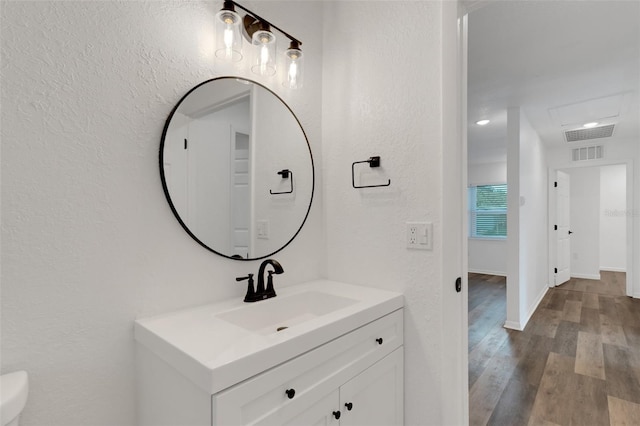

{"left": 572, "top": 145, "right": 604, "bottom": 162}
{"left": 565, "top": 124, "right": 615, "bottom": 142}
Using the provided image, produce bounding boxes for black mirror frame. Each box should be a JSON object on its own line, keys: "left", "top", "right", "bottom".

{"left": 159, "top": 76, "right": 315, "bottom": 261}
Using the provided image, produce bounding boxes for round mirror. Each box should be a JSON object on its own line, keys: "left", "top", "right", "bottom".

{"left": 160, "top": 77, "right": 314, "bottom": 260}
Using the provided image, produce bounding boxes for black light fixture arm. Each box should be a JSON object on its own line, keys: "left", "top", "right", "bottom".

{"left": 227, "top": 0, "right": 302, "bottom": 47}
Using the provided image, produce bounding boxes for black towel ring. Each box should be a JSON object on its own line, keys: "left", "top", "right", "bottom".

{"left": 270, "top": 169, "right": 294, "bottom": 194}
{"left": 352, "top": 156, "right": 391, "bottom": 189}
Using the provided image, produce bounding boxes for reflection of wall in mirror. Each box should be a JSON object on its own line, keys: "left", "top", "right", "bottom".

{"left": 252, "top": 86, "right": 312, "bottom": 256}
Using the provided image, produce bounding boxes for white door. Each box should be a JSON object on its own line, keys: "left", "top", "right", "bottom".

{"left": 556, "top": 170, "right": 571, "bottom": 285}
{"left": 231, "top": 130, "right": 251, "bottom": 258}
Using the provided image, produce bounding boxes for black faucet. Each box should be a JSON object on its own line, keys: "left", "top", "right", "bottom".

{"left": 257, "top": 259, "right": 284, "bottom": 299}
{"left": 236, "top": 259, "right": 284, "bottom": 303}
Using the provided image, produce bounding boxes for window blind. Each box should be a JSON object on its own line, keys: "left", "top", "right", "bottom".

{"left": 469, "top": 184, "right": 507, "bottom": 238}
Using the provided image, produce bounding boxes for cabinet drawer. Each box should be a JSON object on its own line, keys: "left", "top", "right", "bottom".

{"left": 213, "top": 309, "right": 403, "bottom": 426}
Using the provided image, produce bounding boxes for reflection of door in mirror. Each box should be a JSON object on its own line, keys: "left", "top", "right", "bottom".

{"left": 190, "top": 98, "right": 250, "bottom": 253}
{"left": 164, "top": 95, "right": 251, "bottom": 254}
{"left": 231, "top": 131, "right": 251, "bottom": 258}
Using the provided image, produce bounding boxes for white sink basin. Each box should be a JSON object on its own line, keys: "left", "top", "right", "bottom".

{"left": 134, "top": 280, "right": 403, "bottom": 394}
{"left": 216, "top": 291, "right": 358, "bottom": 335}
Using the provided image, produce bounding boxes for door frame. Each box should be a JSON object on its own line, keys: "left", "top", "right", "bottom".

{"left": 547, "top": 159, "right": 634, "bottom": 297}
{"left": 441, "top": 1, "right": 469, "bottom": 424}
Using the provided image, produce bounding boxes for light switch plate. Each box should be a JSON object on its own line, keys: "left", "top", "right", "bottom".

{"left": 257, "top": 220, "right": 269, "bottom": 239}
{"left": 406, "top": 222, "right": 433, "bottom": 250}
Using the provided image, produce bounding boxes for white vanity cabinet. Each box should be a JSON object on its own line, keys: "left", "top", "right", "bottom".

{"left": 262, "top": 349, "right": 403, "bottom": 426}
{"left": 213, "top": 309, "right": 403, "bottom": 426}
{"left": 135, "top": 280, "right": 404, "bottom": 426}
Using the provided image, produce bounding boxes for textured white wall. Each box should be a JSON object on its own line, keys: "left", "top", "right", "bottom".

{"left": 600, "top": 164, "right": 627, "bottom": 272}
{"left": 0, "top": 2, "right": 324, "bottom": 425}
{"left": 322, "top": 2, "right": 450, "bottom": 424}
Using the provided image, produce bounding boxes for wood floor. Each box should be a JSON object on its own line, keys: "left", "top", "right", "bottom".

{"left": 468, "top": 272, "right": 640, "bottom": 426}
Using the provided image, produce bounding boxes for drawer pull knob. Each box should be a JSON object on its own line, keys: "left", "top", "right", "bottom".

{"left": 285, "top": 389, "right": 296, "bottom": 399}
{"left": 345, "top": 402, "right": 353, "bottom": 411}
{"left": 333, "top": 411, "right": 341, "bottom": 420}
{"left": 376, "top": 337, "right": 383, "bottom": 345}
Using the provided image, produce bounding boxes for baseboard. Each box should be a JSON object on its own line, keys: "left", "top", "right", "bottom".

{"left": 570, "top": 273, "right": 601, "bottom": 280}
{"left": 468, "top": 268, "right": 507, "bottom": 277}
{"left": 503, "top": 321, "right": 522, "bottom": 331}
{"left": 522, "top": 285, "right": 549, "bottom": 329}
{"left": 503, "top": 285, "right": 549, "bottom": 332}
{"left": 600, "top": 267, "right": 627, "bottom": 273}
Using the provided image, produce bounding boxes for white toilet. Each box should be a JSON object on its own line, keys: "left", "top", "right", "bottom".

{"left": 0, "top": 371, "right": 28, "bottom": 426}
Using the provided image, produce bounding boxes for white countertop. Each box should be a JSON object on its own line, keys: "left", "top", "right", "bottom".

{"left": 134, "top": 280, "right": 403, "bottom": 394}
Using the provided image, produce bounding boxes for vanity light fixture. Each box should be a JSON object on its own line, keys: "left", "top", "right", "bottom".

{"left": 251, "top": 22, "right": 276, "bottom": 76}
{"left": 215, "top": 0, "right": 304, "bottom": 88}
{"left": 214, "top": 1, "right": 243, "bottom": 62}
{"left": 476, "top": 119, "right": 490, "bottom": 126}
{"left": 284, "top": 41, "right": 304, "bottom": 90}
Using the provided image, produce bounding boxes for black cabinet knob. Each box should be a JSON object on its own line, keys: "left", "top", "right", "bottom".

{"left": 376, "top": 337, "right": 383, "bottom": 345}
{"left": 285, "top": 388, "right": 295, "bottom": 399}
{"left": 333, "top": 411, "right": 341, "bottom": 420}
{"left": 345, "top": 402, "right": 353, "bottom": 411}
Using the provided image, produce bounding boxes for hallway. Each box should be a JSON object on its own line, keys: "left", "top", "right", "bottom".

{"left": 468, "top": 272, "right": 640, "bottom": 425}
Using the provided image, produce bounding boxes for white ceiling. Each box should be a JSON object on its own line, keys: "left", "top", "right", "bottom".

{"left": 467, "top": 0, "right": 640, "bottom": 164}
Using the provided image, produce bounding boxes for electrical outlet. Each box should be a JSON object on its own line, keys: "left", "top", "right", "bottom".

{"left": 406, "top": 222, "right": 433, "bottom": 250}
{"left": 407, "top": 224, "right": 418, "bottom": 246}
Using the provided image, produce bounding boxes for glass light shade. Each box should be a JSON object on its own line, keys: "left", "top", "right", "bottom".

{"left": 214, "top": 9, "right": 243, "bottom": 62}
{"left": 251, "top": 30, "right": 276, "bottom": 76}
{"left": 283, "top": 46, "right": 303, "bottom": 89}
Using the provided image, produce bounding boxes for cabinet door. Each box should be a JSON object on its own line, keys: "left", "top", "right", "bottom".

{"left": 256, "top": 389, "right": 340, "bottom": 426}
{"left": 339, "top": 347, "right": 404, "bottom": 426}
